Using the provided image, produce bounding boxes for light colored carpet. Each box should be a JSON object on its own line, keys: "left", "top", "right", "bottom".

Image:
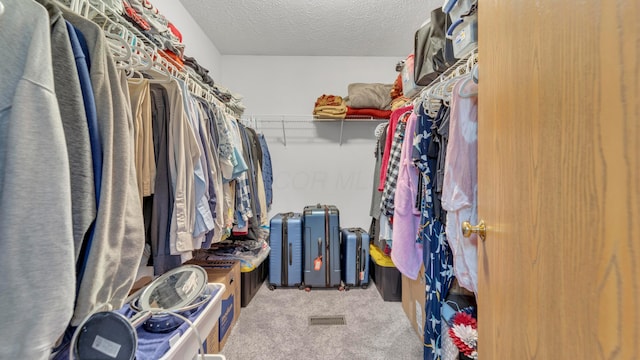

{"left": 219, "top": 282, "right": 423, "bottom": 360}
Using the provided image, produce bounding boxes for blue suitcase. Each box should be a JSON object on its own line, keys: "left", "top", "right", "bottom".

{"left": 340, "top": 228, "right": 370, "bottom": 289}
{"left": 268, "top": 213, "right": 303, "bottom": 289}
{"left": 303, "top": 204, "right": 341, "bottom": 289}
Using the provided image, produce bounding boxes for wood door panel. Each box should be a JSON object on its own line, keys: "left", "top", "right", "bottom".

{"left": 478, "top": 1, "right": 639, "bottom": 358}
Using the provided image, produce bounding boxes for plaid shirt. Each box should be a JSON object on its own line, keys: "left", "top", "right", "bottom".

{"left": 235, "top": 173, "right": 253, "bottom": 221}
{"left": 380, "top": 116, "right": 409, "bottom": 217}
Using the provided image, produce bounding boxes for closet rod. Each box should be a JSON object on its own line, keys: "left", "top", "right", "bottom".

{"left": 412, "top": 47, "right": 478, "bottom": 101}
{"left": 60, "top": 0, "right": 245, "bottom": 119}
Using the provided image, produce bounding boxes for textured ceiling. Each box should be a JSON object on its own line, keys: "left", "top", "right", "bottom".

{"left": 180, "top": 0, "right": 443, "bottom": 57}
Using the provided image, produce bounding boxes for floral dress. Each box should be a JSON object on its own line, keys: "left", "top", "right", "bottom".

{"left": 413, "top": 106, "right": 455, "bottom": 360}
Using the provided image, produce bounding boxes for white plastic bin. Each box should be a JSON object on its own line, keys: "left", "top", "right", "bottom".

{"left": 448, "top": 14, "right": 478, "bottom": 58}
{"left": 159, "top": 283, "right": 225, "bottom": 360}
{"left": 442, "top": 0, "right": 475, "bottom": 21}
{"left": 192, "top": 355, "right": 226, "bottom": 360}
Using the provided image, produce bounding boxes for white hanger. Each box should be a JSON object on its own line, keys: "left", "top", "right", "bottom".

{"left": 147, "top": 64, "right": 173, "bottom": 84}
{"left": 472, "top": 64, "right": 479, "bottom": 84}
{"left": 458, "top": 73, "right": 478, "bottom": 98}
{"left": 126, "top": 43, "right": 153, "bottom": 83}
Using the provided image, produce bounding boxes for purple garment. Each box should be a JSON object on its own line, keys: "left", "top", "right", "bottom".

{"left": 390, "top": 112, "right": 423, "bottom": 279}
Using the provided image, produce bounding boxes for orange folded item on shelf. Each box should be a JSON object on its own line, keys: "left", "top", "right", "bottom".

{"left": 158, "top": 50, "right": 184, "bottom": 69}
{"left": 315, "top": 94, "right": 344, "bottom": 108}
{"left": 390, "top": 74, "right": 404, "bottom": 99}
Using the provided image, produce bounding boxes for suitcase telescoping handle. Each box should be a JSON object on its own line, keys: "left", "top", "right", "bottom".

{"left": 360, "top": 248, "right": 366, "bottom": 272}
{"left": 355, "top": 232, "right": 362, "bottom": 286}
{"left": 282, "top": 215, "right": 289, "bottom": 286}
{"left": 324, "top": 206, "right": 330, "bottom": 287}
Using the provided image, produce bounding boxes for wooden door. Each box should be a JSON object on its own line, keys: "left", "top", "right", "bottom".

{"left": 478, "top": 1, "right": 639, "bottom": 358}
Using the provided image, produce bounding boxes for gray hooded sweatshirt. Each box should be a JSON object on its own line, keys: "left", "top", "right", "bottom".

{"left": 0, "top": 1, "right": 75, "bottom": 358}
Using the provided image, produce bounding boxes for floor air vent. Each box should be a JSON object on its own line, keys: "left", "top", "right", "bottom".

{"left": 308, "top": 315, "right": 346, "bottom": 326}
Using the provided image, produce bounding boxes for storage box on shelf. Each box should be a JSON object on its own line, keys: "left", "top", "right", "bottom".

{"left": 369, "top": 244, "right": 402, "bottom": 301}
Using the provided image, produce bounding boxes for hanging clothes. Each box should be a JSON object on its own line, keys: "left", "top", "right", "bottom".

{"left": 390, "top": 112, "right": 423, "bottom": 280}
{"left": 158, "top": 79, "right": 199, "bottom": 259}
{"left": 37, "top": 0, "right": 96, "bottom": 262}
{"left": 0, "top": 1, "right": 75, "bottom": 358}
{"left": 62, "top": 8, "right": 145, "bottom": 326}
{"left": 149, "top": 83, "right": 182, "bottom": 275}
{"left": 179, "top": 80, "right": 214, "bottom": 254}
{"left": 194, "top": 98, "right": 225, "bottom": 248}
{"left": 369, "top": 122, "right": 387, "bottom": 219}
{"left": 380, "top": 109, "right": 412, "bottom": 218}
{"left": 428, "top": 105, "right": 451, "bottom": 224}
{"left": 65, "top": 20, "right": 103, "bottom": 206}
{"left": 257, "top": 134, "right": 273, "bottom": 211}
{"left": 414, "top": 105, "right": 455, "bottom": 360}
{"left": 442, "top": 79, "right": 479, "bottom": 294}
{"left": 246, "top": 127, "right": 269, "bottom": 227}
{"left": 128, "top": 79, "right": 156, "bottom": 201}
{"left": 3, "top": 1, "right": 259, "bottom": 357}
{"left": 379, "top": 104, "right": 414, "bottom": 191}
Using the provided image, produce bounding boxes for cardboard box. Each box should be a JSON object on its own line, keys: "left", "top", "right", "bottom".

{"left": 402, "top": 264, "right": 426, "bottom": 342}
{"left": 204, "top": 320, "right": 220, "bottom": 353}
{"left": 187, "top": 259, "right": 241, "bottom": 352}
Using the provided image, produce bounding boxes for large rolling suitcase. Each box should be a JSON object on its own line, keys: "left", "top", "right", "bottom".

{"left": 340, "top": 227, "right": 370, "bottom": 289}
{"left": 303, "top": 204, "right": 341, "bottom": 289}
{"left": 268, "top": 212, "right": 303, "bottom": 289}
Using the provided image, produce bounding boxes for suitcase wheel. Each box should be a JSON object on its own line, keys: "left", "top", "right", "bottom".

{"left": 298, "top": 284, "right": 306, "bottom": 291}
{"left": 361, "top": 283, "right": 369, "bottom": 289}
{"left": 304, "top": 286, "right": 311, "bottom": 292}
{"left": 268, "top": 284, "right": 276, "bottom": 291}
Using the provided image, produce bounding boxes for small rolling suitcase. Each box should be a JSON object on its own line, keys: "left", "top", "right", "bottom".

{"left": 268, "top": 213, "right": 303, "bottom": 289}
{"left": 303, "top": 204, "right": 341, "bottom": 289}
{"left": 340, "top": 228, "right": 370, "bottom": 289}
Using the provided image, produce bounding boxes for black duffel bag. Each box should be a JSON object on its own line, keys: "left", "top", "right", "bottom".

{"left": 413, "top": 7, "right": 457, "bottom": 86}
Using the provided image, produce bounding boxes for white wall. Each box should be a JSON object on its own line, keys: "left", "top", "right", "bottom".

{"left": 221, "top": 55, "right": 399, "bottom": 229}
{"left": 150, "top": 0, "right": 222, "bottom": 80}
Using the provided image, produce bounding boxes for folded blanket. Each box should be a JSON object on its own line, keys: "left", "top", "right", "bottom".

{"left": 346, "top": 107, "right": 393, "bottom": 119}
{"left": 314, "top": 104, "right": 347, "bottom": 114}
{"left": 314, "top": 111, "right": 346, "bottom": 120}
{"left": 315, "top": 94, "right": 344, "bottom": 107}
{"left": 346, "top": 83, "right": 393, "bottom": 110}
{"left": 391, "top": 97, "right": 410, "bottom": 110}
